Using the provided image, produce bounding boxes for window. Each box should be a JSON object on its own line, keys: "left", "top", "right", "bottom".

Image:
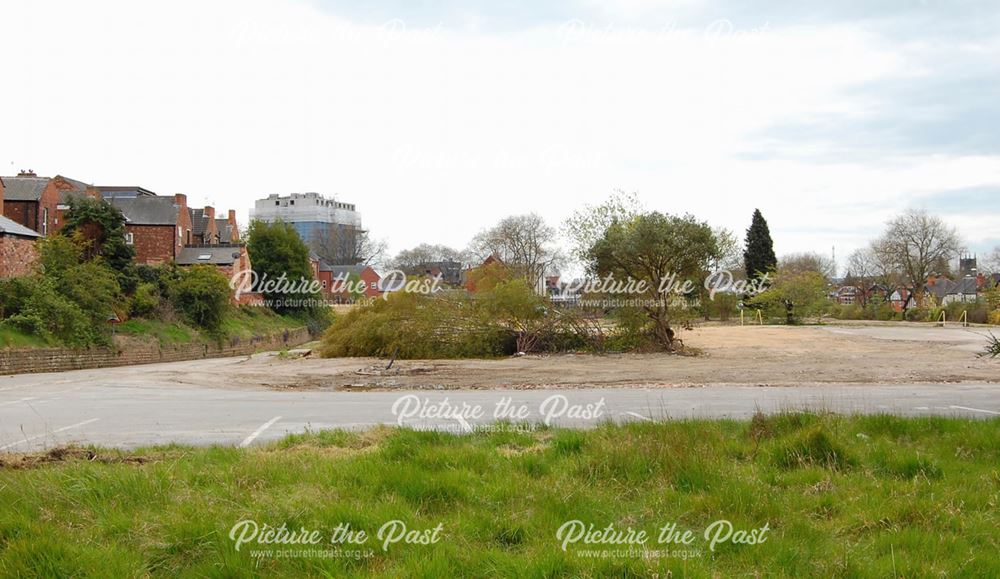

{"left": 275, "top": 201, "right": 279, "bottom": 206}
{"left": 125, "top": 232, "right": 134, "bottom": 245}
{"left": 41, "top": 208, "right": 49, "bottom": 236}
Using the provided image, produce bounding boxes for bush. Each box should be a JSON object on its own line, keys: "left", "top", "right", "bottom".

{"left": 130, "top": 282, "right": 161, "bottom": 317}
{"left": 167, "top": 266, "right": 232, "bottom": 333}
{"left": 0, "top": 278, "right": 100, "bottom": 346}
{"left": 321, "top": 281, "right": 602, "bottom": 359}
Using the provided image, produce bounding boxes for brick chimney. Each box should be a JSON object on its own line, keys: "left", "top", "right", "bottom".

{"left": 174, "top": 193, "right": 187, "bottom": 208}
{"left": 228, "top": 209, "right": 239, "bottom": 242}
{"left": 205, "top": 206, "right": 216, "bottom": 221}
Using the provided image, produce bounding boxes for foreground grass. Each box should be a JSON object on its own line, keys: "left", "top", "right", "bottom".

{"left": 0, "top": 414, "right": 997, "bottom": 577}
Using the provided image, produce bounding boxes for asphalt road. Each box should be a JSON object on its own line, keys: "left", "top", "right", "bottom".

{"left": 1, "top": 359, "right": 998, "bottom": 452}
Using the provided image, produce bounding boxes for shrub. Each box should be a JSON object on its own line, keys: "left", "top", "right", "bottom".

{"left": 320, "top": 282, "right": 601, "bottom": 359}
{"left": 1, "top": 278, "right": 100, "bottom": 346}
{"left": 130, "top": 282, "right": 161, "bottom": 317}
{"left": 167, "top": 266, "right": 232, "bottom": 333}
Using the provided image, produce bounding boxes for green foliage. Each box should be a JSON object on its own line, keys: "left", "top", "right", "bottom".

{"left": 982, "top": 333, "right": 1000, "bottom": 358}
{"left": 129, "top": 282, "right": 161, "bottom": 317}
{"left": 587, "top": 211, "right": 718, "bottom": 349}
{"left": 0, "top": 236, "right": 121, "bottom": 347}
{"left": 60, "top": 196, "right": 137, "bottom": 290}
{"left": 245, "top": 219, "right": 320, "bottom": 315}
{"left": 743, "top": 208, "right": 777, "bottom": 281}
{"left": 321, "top": 281, "right": 595, "bottom": 359}
{"left": 166, "top": 266, "right": 232, "bottom": 333}
{"left": 750, "top": 269, "right": 829, "bottom": 324}
{"left": 321, "top": 292, "right": 515, "bottom": 359}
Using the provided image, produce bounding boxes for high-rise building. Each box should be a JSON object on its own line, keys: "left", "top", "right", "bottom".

{"left": 250, "top": 192, "right": 363, "bottom": 261}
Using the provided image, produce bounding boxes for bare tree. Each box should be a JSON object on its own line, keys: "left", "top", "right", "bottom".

{"left": 712, "top": 227, "right": 744, "bottom": 273}
{"left": 983, "top": 246, "right": 1000, "bottom": 275}
{"left": 779, "top": 252, "right": 837, "bottom": 281}
{"left": 877, "top": 209, "right": 962, "bottom": 305}
{"left": 845, "top": 246, "right": 899, "bottom": 306}
{"left": 311, "top": 224, "right": 387, "bottom": 267}
{"left": 469, "top": 213, "right": 562, "bottom": 291}
{"left": 392, "top": 243, "right": 468, "bottom": 270}
{"left": 563, "top": 189, "right": 643, "bottom": 266}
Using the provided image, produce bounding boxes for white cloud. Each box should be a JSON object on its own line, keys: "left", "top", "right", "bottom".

{"left": 1, "top": 0, "right": 997, "bottom": 267}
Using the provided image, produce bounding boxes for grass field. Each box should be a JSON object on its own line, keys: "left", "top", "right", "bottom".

{"left": 1, "top": 413, "right": 997, "bottom": 577}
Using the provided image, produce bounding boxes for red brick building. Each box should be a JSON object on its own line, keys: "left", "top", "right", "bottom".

{"left": 1, "top": 171, "right": 93, "bottom": 236}
{"left": 327, "top": 264, "right": 382, "bottom": 299}
{"left": 0, "top": 177, "right": 42, "bottom": 278}
{"left": 109, "top": 194, "right": 193, "bottom": 265}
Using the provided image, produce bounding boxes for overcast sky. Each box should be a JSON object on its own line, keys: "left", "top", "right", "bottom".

{"left": 2, "top": 0, "right": 998, "bottom": 272}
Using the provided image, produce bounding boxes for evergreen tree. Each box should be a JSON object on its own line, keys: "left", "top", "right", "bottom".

{"left": 743, "top": 209, "right": 777, "bottom": 280}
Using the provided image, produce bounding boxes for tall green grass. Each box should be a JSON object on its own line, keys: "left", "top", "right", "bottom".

{"left": 0, "top": 414, "right": 997, "bottom": 577}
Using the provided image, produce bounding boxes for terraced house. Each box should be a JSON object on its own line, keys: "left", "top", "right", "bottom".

{"left": 0, "top": 176, "right": 41, "bottom": 278}
{"left": 0, "top": 170, "right": 94, "bottom": 236}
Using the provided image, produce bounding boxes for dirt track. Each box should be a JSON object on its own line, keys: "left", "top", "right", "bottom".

{"left": 218, "top": 323, "right": 1000, "bottom": 391}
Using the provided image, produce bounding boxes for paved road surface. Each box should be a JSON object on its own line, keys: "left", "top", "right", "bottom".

{"left": 1, "top": 357, "right": 997, "bottom": 452}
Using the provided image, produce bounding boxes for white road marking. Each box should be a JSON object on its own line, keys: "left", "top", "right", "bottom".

{"left": 621, "top": 411, "right": 652, "bottom": 422}
{"left": 949, "top": 405, "right": 1000, "bottom": 416}
{"left": 0, "top": 397, "right": 37, "bottom": 407}
{"left": 0, "top": 418, "right": 102, "bottom": 451}
{"left": 915, "top": 406, "right": 929, "bottom": 411}
{"left": 239, "top": 416, "right": 282, "bottom": 448}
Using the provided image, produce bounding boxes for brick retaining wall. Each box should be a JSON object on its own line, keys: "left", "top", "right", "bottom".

{"left": 0, "top": 327, "right": 312, "bottom": 376}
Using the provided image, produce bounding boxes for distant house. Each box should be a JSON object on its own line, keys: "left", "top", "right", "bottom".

{"left": 464, "top": 255, "right": 503, "bottom": 293}
{"left": 408, "top": 260, "right": 464, "bottom": 287}
{"left": 833, "top": 285, "right": 862, "bottom": 305}
{"left": 175, "top": 244, "right": 252, "bottom": 281}
{"left": 888, "top": 287, "right": 913, "bottom": 312}
{"left": 920, "top": 275, "right": 975, "bottom": 306}
{"left": 0, "top": 177, "right": 42, "bottom": 278}
{"left": 1, "top": 171, "right": 94, "bottom": 236}
{"left": 328, "top": 264, "right": 382, "bottom": 300}
{"left": 109, "top": 194, "right": 193, "bottom": 265}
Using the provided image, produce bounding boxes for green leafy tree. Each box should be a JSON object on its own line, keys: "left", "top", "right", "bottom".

{"left": 168, "top": 265, "right": 231, "bottom": 332}
{"left": 744, "top": 209, "right": 777, "bottom": 281}
{"left": 245, "top": 219, "right": 321, "bottom": 315}
{"left": 586, "top": 212, "right": 719, "bottom": 350}
{"left": 751, "top": 269, "right": 829, "bottom": 324}
{"left": 60, "top": 196, "right": 135, "bottom": 273}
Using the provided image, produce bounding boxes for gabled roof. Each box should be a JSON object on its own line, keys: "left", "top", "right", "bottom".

{"left": 0, "top": 176, "right": 49, "bottom": 201}
{"left": 188, "top": 208, "right": 212, "bottom": 235}
{"left": 176, "top": 246, "right": 243, "bottom": 266}
{"left": 108, "top": 196, "right": 179, "bottom": 225}
{"left": 0, "top": 215, "right": 41, "bottom": 238}
{"left": 215, "top": 218, "right": 234, "bottom": 241}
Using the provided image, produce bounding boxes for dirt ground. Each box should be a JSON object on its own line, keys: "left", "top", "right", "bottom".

{"left": 203, "top": 322, "right": 1000, "bottom": 391}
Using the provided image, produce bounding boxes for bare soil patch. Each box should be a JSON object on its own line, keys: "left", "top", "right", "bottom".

{"left": 190, "top": 324, "right": 998, "bottom": 391}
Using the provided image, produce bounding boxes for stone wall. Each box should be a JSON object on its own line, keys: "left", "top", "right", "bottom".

{"left": 0, "top": 327, "right": 312, "bottom": 376}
